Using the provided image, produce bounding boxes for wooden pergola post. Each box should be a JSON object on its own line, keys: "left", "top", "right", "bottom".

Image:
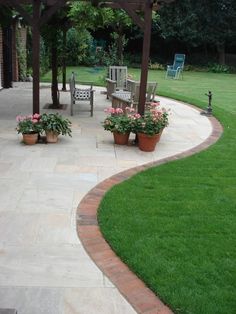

{"left": 138, "top": 0, "right": 153, "bottom": 115}
{"left": 99, "top": 0, "right": 155, "bottom": 115}
{"left": 32, "top": 0, "right": 41, "bottom": 114}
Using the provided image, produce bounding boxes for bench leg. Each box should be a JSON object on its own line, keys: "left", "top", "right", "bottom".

{"left": 70, "top": 100, "right": 74, "bottom": 116}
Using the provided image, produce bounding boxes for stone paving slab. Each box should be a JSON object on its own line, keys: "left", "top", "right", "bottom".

{"left": 0, "top": 83, "right": 215, "bottom": 314}
{"left": 0, "top": 310, "right": 17, "bottom": 314}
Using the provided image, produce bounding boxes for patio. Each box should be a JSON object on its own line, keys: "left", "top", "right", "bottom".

{"left": 0, "top": 83, "right": 212, "bottom": 313}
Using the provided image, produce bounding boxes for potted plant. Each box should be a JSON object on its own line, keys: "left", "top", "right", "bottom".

{"left": 133, "top": 103, "right": 169, "bottom": 152}
{"left": 41, "top": 113, "right": 72, "bottom": 143}
{"left": 16, "top": 113, "right": 42, "bottom": 145}
{"left": 102, "top": 107, "right": 134, "bottom": 145}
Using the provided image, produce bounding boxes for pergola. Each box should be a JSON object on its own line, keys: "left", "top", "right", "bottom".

{"left": 0, "top": 0, "right": 174, "bottom": 115}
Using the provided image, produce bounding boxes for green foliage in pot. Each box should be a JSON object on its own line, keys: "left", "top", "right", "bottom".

{"left": 102, "top": 107, "right": 133, "bottom": 134}
{"left": 132, "top": 103, "right": 169, "bottom": 136}
{"left": 41, "top": 113, "right": 72, "bottom": 137}
{"left": 16, "top": 114, "right": 42, "bottom": 134}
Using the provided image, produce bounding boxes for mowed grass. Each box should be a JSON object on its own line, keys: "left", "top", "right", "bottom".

{"left": 96, "top": 71, "right": 235, "bottom": 314}
{"left": 42, "top": 67, "right": 236, "bottom": 312}
{"left": 41, "top": 66, "right": 106, "bottom": 86}
{"left": 42, "top": 66, "right": 236, "bottom": 114}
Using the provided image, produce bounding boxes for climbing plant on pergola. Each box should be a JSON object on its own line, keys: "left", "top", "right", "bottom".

{"left": 0, "top": 0, "right": 174, "bottom": 115}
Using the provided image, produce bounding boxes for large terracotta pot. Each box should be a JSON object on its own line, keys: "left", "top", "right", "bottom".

{"left": 156, "top": 128, "right": 164, "bottom": 143}
{"left": 22, "top": 133, "right": 38, "bottom": 145}
{"left": 46, "top": 131, "right": 59, "bottom": 143}
{"left": 113, "top": 132, "right": 130, "bottom": 145}
{"left": 137, "top": 132, "right": 160, "bottom": 152}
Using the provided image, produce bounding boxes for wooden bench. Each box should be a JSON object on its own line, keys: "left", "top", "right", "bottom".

{"left": 111, "top": 80, "right": 158, "bottom": 111}
{"left": 111, "top": 91, "right": 132, "bottom": 110}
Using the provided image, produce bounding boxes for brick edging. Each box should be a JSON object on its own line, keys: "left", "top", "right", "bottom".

{"left": 76, "top": 113, "right": 223, "bottom": 314}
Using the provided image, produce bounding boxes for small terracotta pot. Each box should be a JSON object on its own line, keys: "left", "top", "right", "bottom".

{"left": 113, "top": 132, "right": 130, "bottom": 145}
{"left": 46, "top": 131, "right": 59, "bottom": 143}
{"left": 137, "top": 132, "right": 160, "bottom": 152}
{"left": 22, "top": 133, "right": 38, "bottom": 145}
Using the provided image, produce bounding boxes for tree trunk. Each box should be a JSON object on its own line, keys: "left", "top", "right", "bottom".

{"left": 217, "top": 43, "right": 225, "bottom": 65}
{"left": 117, "top": 32, "right": 123, "bottom": 65}
{"left": 204, "top": 43, "right": 208, "bottom": 60}
{"left": 51, "top": 40, "right": 60, "bottom": 108}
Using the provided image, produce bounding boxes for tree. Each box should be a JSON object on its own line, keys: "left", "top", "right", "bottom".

{"left": 105, "top": 10, "right": 132, "bottom": 65}
{"left": 69, "top": 1, "right": 132, "bottom": 65}
{"left": 159, "top": 0, "right": 236, "bottom": 64}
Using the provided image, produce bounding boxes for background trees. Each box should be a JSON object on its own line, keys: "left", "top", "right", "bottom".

{"left": 2, "top": 0, "right": 236, "bottom": 86}
{"left": 159, "top": 0, "right": 236, "bottom": 65}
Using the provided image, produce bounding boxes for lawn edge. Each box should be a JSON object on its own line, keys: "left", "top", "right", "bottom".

{"left": 76, "top": 106, "right": 222, "bottom": 314}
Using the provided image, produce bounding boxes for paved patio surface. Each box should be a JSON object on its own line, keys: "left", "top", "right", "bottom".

{"left": 0, "top": 83, "right": 212, "bottom": 314}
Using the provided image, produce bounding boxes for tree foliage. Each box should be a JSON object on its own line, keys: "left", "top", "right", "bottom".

{"left": 159, "top": 0, "right": 236, "bottom": 63}
{"left": 69, "top": 1, "right": 133, "bottom": 64}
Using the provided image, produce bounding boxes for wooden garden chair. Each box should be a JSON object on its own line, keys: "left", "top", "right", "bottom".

{"left": 69, "top": 72, "right": 94, "bottom": 116}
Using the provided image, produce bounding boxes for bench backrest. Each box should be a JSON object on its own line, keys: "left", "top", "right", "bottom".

{"left": 127, "top": 79, "right": 158, "bottom": 104}
{"left": 109, "top": 66, "right": 127, "bottom": 89}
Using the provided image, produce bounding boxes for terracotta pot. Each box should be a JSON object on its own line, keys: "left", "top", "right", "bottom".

{"left": 46, "top": 131, "right": 59, "bottom": 143}
{"left": 113, "top": 132, "right": 130, "bottom": 145}
{"left": 156, "top": 128, "right": 164, "bottom": 143}
{"left": 137, "top": 132, "right": 160, "bottom": 152}
{"left": 22, "top": 133, "right": 38, "bottom": 145}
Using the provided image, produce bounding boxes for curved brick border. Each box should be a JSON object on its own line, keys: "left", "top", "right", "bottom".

{"left": 76, "top": 110, "right": 223, "bottom": 314}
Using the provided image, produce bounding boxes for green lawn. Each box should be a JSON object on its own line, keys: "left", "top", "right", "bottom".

{"left": 42, "top": 66, "right": 236, "bottom": 114}
{"left": 41, "top": 66, "right": 107, "bottom": 86}
{"left": 42, "top": 67, "right": 236, "bottom": 313}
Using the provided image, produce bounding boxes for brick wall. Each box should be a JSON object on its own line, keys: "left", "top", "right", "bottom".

{"left": 0, "top": 23, "right": 27, "bottom": 87}
{"left": 12, "top": 21, "right": 18, "bottom": 82}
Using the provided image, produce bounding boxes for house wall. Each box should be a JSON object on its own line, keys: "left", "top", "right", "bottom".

{"left": 0, "top": 22, "right": 27, "bottom": 87}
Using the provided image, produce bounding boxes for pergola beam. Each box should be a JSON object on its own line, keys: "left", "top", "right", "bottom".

{"left": 0, "top": 0, "right": 62, "bottom": 4}
{"left": 0, "top": 0, "right": 175, "bottom": 115}
{"left": 3, "top": 0, "right": 32, "bottom": 24}
{"left": 115, "top": 2, "right": 145, "bottom": 30}
{"left": 39, "top": 0, "right": 67, "bottom": 26}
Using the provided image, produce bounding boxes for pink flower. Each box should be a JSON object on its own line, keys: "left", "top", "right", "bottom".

{"left": 16, "top": 115, "right": 23, "bottom": 122}
{"left": 115, "top": 108, "right": 123, "bottom": 114}
{"left": 150, "top": 102, "right": 157, "bottom": 107}
{"left": 32, "top": 119, "right": 38, "bottom": 124}
{"left": 105, "top": 107, "right": 116, "bottom": 114}
{"left": 134, "top": 113, "right": 141, "bottom": 119}
{"left": 33, "top": 113, "right": 40, "bottom": 119}
{"left": 125, "top": 106, "right": 135, "bottom": 113}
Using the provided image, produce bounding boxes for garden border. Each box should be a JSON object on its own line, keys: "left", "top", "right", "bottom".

{"left": 76, "top": 106, "right": 223, "bottom": 314}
